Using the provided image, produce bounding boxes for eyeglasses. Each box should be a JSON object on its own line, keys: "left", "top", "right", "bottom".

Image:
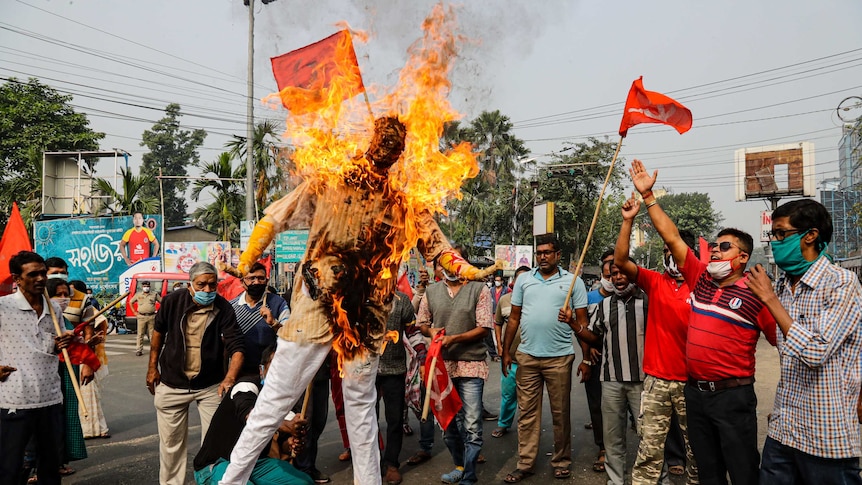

{"left": 243, "top": 276, "right": 267, "bottom": 283}
{"left": 767, "top": 228, "right": 806, "bottom": 241}
{"left": 708, "top": 241, "right": 746, "bottom": 254}
{"left": 535, "top": 250, "right": 559, "bottom": 257}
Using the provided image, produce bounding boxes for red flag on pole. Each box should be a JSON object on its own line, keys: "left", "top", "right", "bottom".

{"left": 424, "top": 330, "right": 462, "bottom": 430}
{"left": 396, "top": 271, "right": 414, "bottom": 300}
{"left": 0, "top": 202, "right": 33, "bottom": 295}
{"left": 618, "top": 77, "right": 692, "bottom": 137}
{"left": 271, "top": 30, "right": 365, "bottom": 114}
{"left": 699, "top": 236, "right": 710, "bottom": 264}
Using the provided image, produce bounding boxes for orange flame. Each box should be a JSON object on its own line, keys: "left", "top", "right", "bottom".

{"left": 265, "top": 3, "right": 478, "bottom": 369}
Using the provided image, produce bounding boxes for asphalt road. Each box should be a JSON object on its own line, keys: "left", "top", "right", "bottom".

{"left": 64, "top": 334, "right": 779, "bottom": 484}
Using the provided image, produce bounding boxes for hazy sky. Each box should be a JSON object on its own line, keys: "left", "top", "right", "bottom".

{"left": 3, "top": 0, "right": 861, "bottom": 242}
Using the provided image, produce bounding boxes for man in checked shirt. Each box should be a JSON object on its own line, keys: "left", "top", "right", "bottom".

{"left": 747, "top": 199, "right": 862, "bottom": 484}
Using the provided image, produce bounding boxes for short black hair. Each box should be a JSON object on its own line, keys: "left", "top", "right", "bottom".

{"left": 248, "top": 262, "right": 268, "bottom": 276}
{"left": 599, "top": 248, "right": 614, "bottom": 263}
{"left": 68, "top": 280, "right": 87, "bottom": 293}
{"left": 515, "top": 265, "right": 531, "bottom": 274}
{"left": 46, "top": 278, "right": 70, "bottom": 297}
{"left": 44, "top": 257, "right": 68, "bottom": 271}
{"left": 772, "top": 199, "right": 832, "bottom": 247}
{"left": 678, "top": 230, "right": 697, "bottom": 251}
{"left": 717, "top": 228, "right": 753, "bottom": 255}
{"left": 10, "top": 251, "right": 45, "bottom": 276}
{"left": 535, "top": 234, "right": 560, "bottom": 251}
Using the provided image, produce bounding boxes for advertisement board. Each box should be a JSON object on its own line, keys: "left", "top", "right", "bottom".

{"left": 275, "top": 230, "right": 310, "bottom": 263}
{"left": 494, "top": 245, "right": 533, "bottom": 271}
{"left": 760, "top": 211, "right": 773, "bottom": 243}
{"left": 163, "top": 241, "right": 233, "bottom": 278}
{"left": 34, "top": 215, "right": 162, "bottom": 293}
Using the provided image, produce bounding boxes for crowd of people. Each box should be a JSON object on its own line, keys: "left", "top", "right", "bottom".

{"left": 2, "top": 124, "right": 861, "bottom": 485}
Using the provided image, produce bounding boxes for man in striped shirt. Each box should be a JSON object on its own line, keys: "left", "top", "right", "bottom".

{"left": 229, "top": 262, "right": 290, "bottom": 374}
{"left": 572, "top": 263, "right": 647, "bottom": 485}
{"left": 631, "top": 159, "right": 776, "bottom": 485}
{"left": 746, "top": 199, "right": 862, "bottom": 484}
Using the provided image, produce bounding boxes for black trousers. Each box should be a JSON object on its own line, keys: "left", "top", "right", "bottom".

{"left": 584, "top": 362, "right": 604, "bottom": 449}
{"left": 664, "top": 409, "right": 686, "bottom": 467}
{"left": 684, "top": 383, "right": 760, "bottom": 485}
{"left": 0, "top": 404, "right": 64, "bottom": 485}
{"left": 376, "top": 373, "right": 406, "bottom": 469}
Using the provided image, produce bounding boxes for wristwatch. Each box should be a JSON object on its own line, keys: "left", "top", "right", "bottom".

{"left": 582, "top": 359, "right": 593, "bottom": 366}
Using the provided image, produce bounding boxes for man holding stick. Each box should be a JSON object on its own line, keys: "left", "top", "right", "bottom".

{"left": 0, "top": 251, "right": 74, "bottom": 485}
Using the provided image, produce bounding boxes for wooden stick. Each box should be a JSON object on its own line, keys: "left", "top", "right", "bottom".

{"left": 44, "top": 289, "right": 89, "bottom": 417}
{"left": 299, "top": 382, "right": 313, "bottom": 420}
{"left": 563, "top": 136, "right": 625, "bottom": 309}
{"left": 420, "top": 355, "right": 437, "bottom": 422}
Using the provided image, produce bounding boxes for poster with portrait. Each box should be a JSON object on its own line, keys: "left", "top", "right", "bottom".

{"left": 163, "top": 241, "right": 232, "bottom": 278}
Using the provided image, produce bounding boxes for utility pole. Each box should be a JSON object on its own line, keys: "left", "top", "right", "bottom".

{"left": 245, "top": 0, "right": 256, "bottom": 221}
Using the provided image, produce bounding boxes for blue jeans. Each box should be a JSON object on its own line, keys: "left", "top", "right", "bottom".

{"left": 195, "top": 457, "right": 313, "bottom": 485}
{"left": 760, "top": 436, "right": 862, "bottom": 485}
{"left": 498, "top": 363, "right": 518, "bottom": 429}
{"left": 443, "top": 377, "right": 484, "bottom": 485}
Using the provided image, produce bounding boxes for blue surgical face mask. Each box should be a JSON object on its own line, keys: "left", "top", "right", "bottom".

{"left": 192, "top": 289, "right": 217, "bottom": 306}
{"left": 771, "top": 230, "right": 824, "bottom": 276}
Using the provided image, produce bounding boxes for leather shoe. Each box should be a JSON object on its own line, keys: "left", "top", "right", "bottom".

{"left": 383, "top": 465, "right": 403, "bottom": 485}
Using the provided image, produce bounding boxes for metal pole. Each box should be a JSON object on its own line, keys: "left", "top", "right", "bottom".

{"left": 245, "top": 0, "right": 256, "bottom": 221}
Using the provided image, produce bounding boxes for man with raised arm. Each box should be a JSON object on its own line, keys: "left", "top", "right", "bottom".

{"left": 629, "top": 159, "right": 776, "bottom": 485}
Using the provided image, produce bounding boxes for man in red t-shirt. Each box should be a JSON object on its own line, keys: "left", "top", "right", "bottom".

{"left": 120, "top": 212, "right": 160, "bottom": 266}
{"left": 631, "top": 159, "right": 776, "bottom": 485}
{"left": 614, "top": 194, "right": 698, "bottom": 485}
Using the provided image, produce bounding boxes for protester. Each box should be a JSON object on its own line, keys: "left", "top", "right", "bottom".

{"left": 630, "top": 159, "right": 776, "bottom": 485}
{"left": 0, "top": 251, "right": 73, "bottom": 485}
{"left": 746, "top": 199, "right": 862, "bottom": 484}
{"left": 129, "top": 280, "right": 162, "bottom": 356}
{"left": 614, "top": 195, "right": 699, "bottom": 485}
{"left": 229, "top": 262, "right": 289, "bottom": 373}
{"left": 502, "top": 234, "right": 589, "bottom": 482}
{"left": 418, "top": 248, "right": 493, "bottom": 485}
{"left": 491, "top": 265, "right": 530, "bottom": 439}
{"left": 147, "top": 261, "right": 245, "bottom": 485}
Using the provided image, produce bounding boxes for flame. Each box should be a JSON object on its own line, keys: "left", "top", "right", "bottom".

{"left": 265, "top": 3, "right": 478, "bottom": 370}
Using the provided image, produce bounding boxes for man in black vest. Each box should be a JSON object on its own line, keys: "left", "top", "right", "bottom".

{"left": 417, "top": 246, "right": 493, "bottom": 485}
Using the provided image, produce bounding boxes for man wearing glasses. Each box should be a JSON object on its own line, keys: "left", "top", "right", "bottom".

{"left": 230, "top": 262, "right": 290, "bottom": 375}
{"left": 630, "top": 159, "right": 776, "bottom": 485}
{"left": 746, "top": 199, "right": 862, "bottom": 484}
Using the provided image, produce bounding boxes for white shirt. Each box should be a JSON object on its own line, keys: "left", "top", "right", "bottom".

{"left": 0, "top": 291, "right": 63, "bottom": 409}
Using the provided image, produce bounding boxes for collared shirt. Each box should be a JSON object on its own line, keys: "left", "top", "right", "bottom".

{"left": 589, "top": 288, "right": 648, "bottom": 382}
{"left": 184, "top": 304, "right": 216, "bottom": 380}
{"left": 0, "top": 292, "right": 63, "bottom": 409}
{"left": 637, "top": 268, "right": 691, "bottom": 382}
{"left": 768, "top": 256, "right": 862, "bottom": 459}
{"left": 130, "top": 291, "right": 161, "bottom": 314}
{"left": 680, "top": 248, "right": 777, "bottom": 380}
{"left": 511, "top": 267, "right": 588, "bottom": 358}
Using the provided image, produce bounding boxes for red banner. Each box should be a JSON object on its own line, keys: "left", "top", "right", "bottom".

{"left": 423, "top": 330, "right": 462, "bottom": 430}
{"left": 619, "top": 76, "right": 692, "bottom": 137}
{"left": 0, "top": 202, "right": 33, "bottom": 295}
{"left": 271, "top": 30, "right": 365, "bottom": 114}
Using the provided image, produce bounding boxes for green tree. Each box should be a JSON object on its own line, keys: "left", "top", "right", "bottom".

{"left": 93, "top": 167, "right": 160, "bottom": 216}
{"left": 0, "top": 77, "right": 103, "bottom": 228}
{"left": 139, "top": 104, "right": 206, "bottom": 227}
{"left": 464, "top": 110, "right": 528, "bottom": 185}
{"left": 224, "top": 120, "right": 292, "bottom": 217}
{"left": 191, "top": 152, "right": 244, "bottom": 241}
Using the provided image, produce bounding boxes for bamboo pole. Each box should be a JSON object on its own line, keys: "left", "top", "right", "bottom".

{"left": 77, "top": 292, "right": 129, "bottom": 330}
{"left": 563, "top": 136, "right": 625, "bottom": 309}
{"left": 420, "top": 355, "right": 437, "bottom": 422}
{"left": 299, "top": 382, "right": 313, "bottom": 419}
{"left": 44, "top": 289, "right": 89, "bottom": 417}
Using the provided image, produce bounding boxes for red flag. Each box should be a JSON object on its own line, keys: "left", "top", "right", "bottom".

{"left": 0, "top": 202, "right": 33, "bottom": 295}
{"left": 271, "top": 30, "right": 365, "bottom": 114}
{"left": 423, "top": 330, "right": 462, "bottom": 430}
{"left": 699, "top": 236, "right": 710, "bottom": 264}
{"left": 60, "top": 341, "right": 101, "bottom": 371}
{"left": 396, "top": 271, "right": 414, "bottom": 300}
{"left": 217, "top": 255, "right": 275, "bottom": 301}
{"left": 618, "top": 77, "right": 692, "bottom": 137}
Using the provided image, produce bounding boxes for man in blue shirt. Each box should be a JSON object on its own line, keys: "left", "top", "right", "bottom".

{"left": 501, "top": 234, "right": 589, "bottom": 482}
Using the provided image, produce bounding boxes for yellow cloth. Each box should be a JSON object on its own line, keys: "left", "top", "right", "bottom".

{"left": 183, "top": 305, "right": 214, "bottom": 380}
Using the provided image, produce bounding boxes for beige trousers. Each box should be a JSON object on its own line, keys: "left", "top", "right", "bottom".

{"left": 154, "top": 383, "right": 220, "bottom": 485}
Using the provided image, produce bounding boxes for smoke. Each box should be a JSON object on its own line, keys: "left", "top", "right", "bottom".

{"left": 254, "top": 0, "right": 576, "bottom": 117}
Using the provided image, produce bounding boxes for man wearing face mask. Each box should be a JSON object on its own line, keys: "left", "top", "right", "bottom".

{"left": 147, "top": 262, "right": 245, "bottom": 485}
{"left": 614, "top": 194, "right": 699, "bottom": 485}
{"left": 129, "top": 281, "right": 161, "bottom": 356}
{"left": 564, "top": 262, "right": 647, "bottom": 485}
{"left": 746, "top": 199, "right": 862, "bottom": 484}
{"left": 229, "top": 262, "right": 289, "bottom": 376}
{"left": 630, "top": 159, "right": 776, "bottom": 485}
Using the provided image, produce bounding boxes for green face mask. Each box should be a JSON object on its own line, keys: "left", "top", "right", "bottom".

{"left": 771, "top": 230, "right": 823, "bottom": 276}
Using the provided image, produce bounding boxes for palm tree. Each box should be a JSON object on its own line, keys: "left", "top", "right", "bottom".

{"left": 191, "top": 152, "right": 244, "bottom": 241}
{"left": 225, "top": 120, "right": 292, "bottom": 216}
{"left": 93, "top": 167, "right": 160, "bottom": 216}
{"left": 464, "top": 110, "right": 528, "bottom": 184}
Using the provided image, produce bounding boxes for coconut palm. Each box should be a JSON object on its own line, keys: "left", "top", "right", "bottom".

{"left": 191, "top": 152, "right": 244, "bottom": 241}
{"left": 93, "top": 167, "right": 160, "bottom": 216}
{"left": 464, "top": 110, "right": 529, "bottom": 184}
{"left": 225, "top": 120, "right": 292, "bottom": 215}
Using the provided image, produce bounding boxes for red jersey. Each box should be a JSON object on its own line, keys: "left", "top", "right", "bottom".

{"left": 636, "top": 267, "right": 691, "bottom": 382}
{"left": 680, "top": 248, "right": 777, "bottom": 381}
{"left": 122, "top": 227, "right": 156, "bottom": 263}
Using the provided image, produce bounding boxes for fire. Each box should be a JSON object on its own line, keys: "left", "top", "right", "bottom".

{"left": 265, "top": 3, "right": 478, "bottom": 371}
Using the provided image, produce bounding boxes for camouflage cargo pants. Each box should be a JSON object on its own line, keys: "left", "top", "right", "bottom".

{"left": 632, "top": 375, "right": 699, "bottom": 485}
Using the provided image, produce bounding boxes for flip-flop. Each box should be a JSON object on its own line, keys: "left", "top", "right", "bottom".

{"left": 669, "top": 465, "right": 684, "bottom": 476}
{"left": 554, "top": 467, "right": 571, "bottom": 479}
{"left": 592, "top": 450, "right": 606, "bottom": 473}
{"left": 504, "top": 469, "right": 534, "bottom": 483}
{"left": 491, "top": 427, "right": 508, "bottom": 438}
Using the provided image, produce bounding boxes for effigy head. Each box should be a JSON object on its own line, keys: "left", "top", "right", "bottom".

{"left": 366, "top": 116, "right": 406, "bottom": 170}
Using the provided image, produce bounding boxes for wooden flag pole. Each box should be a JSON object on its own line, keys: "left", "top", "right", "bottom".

{"left": 563, "top": 136, "right": 625, "bottom": 309}
{"left": 44, "top": 289, "right": 89, "bottom": 417}
{"left": 78, "top": 291, "right": 129, "bottom": 328}
{"left": 420, "top": 355, "right": 437, "bottom": 422}
{"left": 299, "top": 382, "right": 313, "bottom": 420}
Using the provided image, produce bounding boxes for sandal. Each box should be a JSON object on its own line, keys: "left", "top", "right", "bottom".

{"left": 669, "top": 465, "right": 684, "bottom": 476}
{"left": 592, "top": 450, "right": 606, "bottom": 473}
{"left": 477, "top": 454, "right": 486, "bottom": 464}
{"left": 59, "top": 465, "right": 76, "bottom": 476}
{"left": 491, "top": 427, "right": 508, "bottom": 438}
{"left": 504, "top": 469, "right": 534, "bottom": 483}
{"left": 338, "top": 448, "right": 351, "bottom": 462}
{"left": 402, "top": 423, "right": 414, "bottom": 436}
{"left": 554, "top": 467, "right": 571, "bottom": 479}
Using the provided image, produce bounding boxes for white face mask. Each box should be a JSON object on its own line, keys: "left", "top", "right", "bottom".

{"left": 600, "top": 277, "right": 615, "bottom": 293}
{"left": 47, "top": 273, "right": 68, "bottom": 281}
{"left": 143, "top": 287, "right": 151, "bottom": 293}
{"left": 664, "top": 255, "right": 682, "bottom": 279}
{"left": 706, "top": 259, "right": 735, "bottom": 280}
{"left": 613, "top": 282, "right": 636, "bottom": 297}
{"left": 494, "top": 281, "right": 502, "bottom": 287}
{"left": 442, "top": 269, "right": 460, "bottom": 282}
{"left": 53, "top": 297, "right": 71, "bottom": 311}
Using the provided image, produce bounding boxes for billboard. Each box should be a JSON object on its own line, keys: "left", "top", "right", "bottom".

{"left": 163, "top": 241, "right": 233, "bottom": 278}
{"left": 734, "top": 142, "right": 815, "bottom": 201}
{"left": 34, "top": 215, "right": 162, "bottom": 293}
{"left": 495, "top": 245, "right": 533, "bottom": 271}
{"left": 275, "top": 230, "right": 310, "bottom": 263}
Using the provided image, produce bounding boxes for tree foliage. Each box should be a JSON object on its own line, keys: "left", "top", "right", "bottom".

{"left": 191, "top": 152, "right": 244, "bottom": 241}
{"left": 93, "top": 167, "right": 159, "bottom": 216}
{"left": 224, "top": 120, "right": 294, "bottom": 217}
{"left": 139, "top": 104, "right": 206, "bottom": 227}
